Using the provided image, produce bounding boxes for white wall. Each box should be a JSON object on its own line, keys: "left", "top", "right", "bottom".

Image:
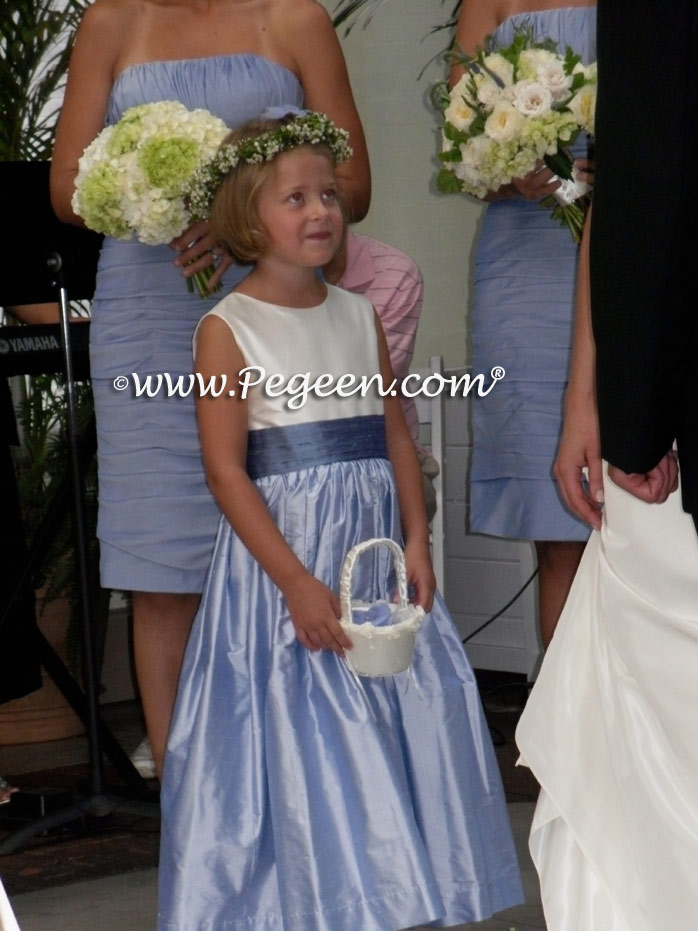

{"left": 324, "top": 2, "right": 485, "bottom": 367}
{"left": 440, "top": 373, "right": 541, "bottom": 678}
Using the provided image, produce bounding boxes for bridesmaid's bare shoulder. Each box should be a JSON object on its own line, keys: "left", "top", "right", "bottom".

{"left": 272, "top": 0, "right": 335, "bottom": 40}
{"left": 78, "top": 0, "right": 147, "bottom": 30}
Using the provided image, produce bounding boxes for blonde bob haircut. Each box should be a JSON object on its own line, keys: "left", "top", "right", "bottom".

{"left": 209, "top": 117, "right": 340, "bottom": 266}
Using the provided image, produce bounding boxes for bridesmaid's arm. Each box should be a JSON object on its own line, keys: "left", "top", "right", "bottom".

{"left": 50, "top": 1, "right": 126, "bottom": 224}
{"left": 450, "top": 0, "right": 500, "bottom": 76}
{"left": 553, "top": 207, "right": 604, "bottom": 527}
{"left": 283, "top": 0, "right": 371, "bottom": 222}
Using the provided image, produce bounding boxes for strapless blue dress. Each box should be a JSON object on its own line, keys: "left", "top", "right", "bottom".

{"left": 91, "top": 55, "right": 303, "bottom": 592}
{"left": 469, "top": 8, "right": 595, "bottom": 542}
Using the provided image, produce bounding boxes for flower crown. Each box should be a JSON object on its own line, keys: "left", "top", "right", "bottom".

{"left": 187, "top": 110, "right": 352, "bottom": 219}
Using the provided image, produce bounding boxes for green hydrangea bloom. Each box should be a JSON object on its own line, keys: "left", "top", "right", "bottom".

{"left": 77, "top": 163, "right": 131, "bottom": 239}
{"left": 139, "top": 137, "right": 201, "bottom": 196}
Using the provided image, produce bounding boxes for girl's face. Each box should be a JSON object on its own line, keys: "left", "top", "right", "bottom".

{"left": 255, "top": 147, "right": 343, "bottom": 270}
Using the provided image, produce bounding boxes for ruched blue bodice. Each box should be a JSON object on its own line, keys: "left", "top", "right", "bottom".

{"left": 469, "top": 7, "right": 595, "bottom": 541}
{"left": 90, "top": 55, "right": 303, "bottom": 592}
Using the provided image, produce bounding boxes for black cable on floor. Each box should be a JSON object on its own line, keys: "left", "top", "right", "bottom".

{"left": 462, "top": 566, "right": 539, "bottom": 644}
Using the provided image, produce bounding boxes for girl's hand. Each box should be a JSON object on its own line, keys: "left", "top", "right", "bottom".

{"left": 170, "top": 219, "right": 234, "bottom": 290}
{"left": 510, "top": 162, "right": 560, "bottom": 201}
{"left": 404, "top": 540, "right": 436, "bottom": 613}
{"left": 284, "top": 575, "right": 352, "bottom": 656}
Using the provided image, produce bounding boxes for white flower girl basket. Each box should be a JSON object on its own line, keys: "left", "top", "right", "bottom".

{"left": 339, "top": 538, "right": 425, "bottom": 678}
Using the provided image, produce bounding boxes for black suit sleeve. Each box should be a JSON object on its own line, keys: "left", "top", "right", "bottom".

{"left": 590, "top": 0, "right": 698, "bottom": 509}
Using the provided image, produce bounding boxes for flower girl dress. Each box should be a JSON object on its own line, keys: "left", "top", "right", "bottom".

{"left": 157, "top": 285, "right": 523, "bottom": 930}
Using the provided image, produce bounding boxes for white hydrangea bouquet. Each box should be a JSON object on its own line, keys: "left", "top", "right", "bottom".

{"left": 72, "top": 100, "right": 229, "bottom": 295}
{"left": 435, "top": 27, "right": 597, "bottom": 241}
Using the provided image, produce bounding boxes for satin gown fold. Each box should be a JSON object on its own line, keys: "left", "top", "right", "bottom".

{"left": 469, "top": 8, "right": 595, "bottom": 541}
{"left": 517, "top": 467, "right": 698, "bottom": 929}
{"left": 91, "top": 55, "right": 303, "bottom": 592}
{"left": 0, "top": 878, "right": 20, "bottom": 931}
{"left": 157, "top": 287, "right": 523, "bottom": 930}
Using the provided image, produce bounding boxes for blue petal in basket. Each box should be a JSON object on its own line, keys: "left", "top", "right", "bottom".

{"left": 339, "top": 538, "right": 424, "bottom": 678}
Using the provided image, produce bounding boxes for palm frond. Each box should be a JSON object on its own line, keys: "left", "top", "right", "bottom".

{"left": 332, "top": 0, "right": 462, "bottom": 38}
{"left": 0, "top": 0, "right": 89, "bottom": 160}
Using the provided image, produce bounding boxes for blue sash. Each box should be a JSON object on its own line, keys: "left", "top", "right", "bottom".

{"left": 246, "top": 415, "right": 387, "bottom": 479}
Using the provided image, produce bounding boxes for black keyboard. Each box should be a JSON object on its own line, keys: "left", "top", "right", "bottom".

{"left": 0, "top": 322, "right": 90, "bottom": 377}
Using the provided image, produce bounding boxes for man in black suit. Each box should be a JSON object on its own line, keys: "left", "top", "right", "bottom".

{"left": 518, "top": 10, "right": 698, "bottom": 922}
{"left": 556, "top": 0, "right": 697, "bottom": 524}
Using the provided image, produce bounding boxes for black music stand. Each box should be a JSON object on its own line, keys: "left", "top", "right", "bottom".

{"left": 0, "top": 162, "right": 158, "bottom": 854}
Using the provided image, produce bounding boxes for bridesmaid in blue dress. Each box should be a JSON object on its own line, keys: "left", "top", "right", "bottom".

{"left": 453, "top": 1, "right": 596, "bottom": 646}
{"left": 50, "top": 0, "right": 370, "bottom": 777}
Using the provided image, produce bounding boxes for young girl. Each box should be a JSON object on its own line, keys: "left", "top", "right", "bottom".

{"left": 157, "top": 111, "right": 523, "bottom": 931}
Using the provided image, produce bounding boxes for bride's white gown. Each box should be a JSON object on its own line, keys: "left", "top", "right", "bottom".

{"left": 0, "top": 879, "right": 20, "bottom": 931}
{"left": 517, "top": 465, "right": 698, "bottom": 929}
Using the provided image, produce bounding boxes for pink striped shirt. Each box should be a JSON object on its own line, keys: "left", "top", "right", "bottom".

{"left": 338, "top": 233, "right": 424, "bottom": 443}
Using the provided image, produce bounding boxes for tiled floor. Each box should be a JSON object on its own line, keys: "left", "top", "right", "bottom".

{"left": 1, "top": 705, "right": 546, "bottom": 931}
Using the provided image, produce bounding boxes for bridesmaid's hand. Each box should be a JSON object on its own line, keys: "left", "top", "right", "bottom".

{"left": 510, "top": 162, "right": 560, "bottom": 201}
{"left": 554, "top": 390, "right": 604, "bottom": 530}
{"left": 170, "top": 220, "right": 234, "bottom": 290}
{"left": 573, "top": 157, "right": 595, "bottom": 187}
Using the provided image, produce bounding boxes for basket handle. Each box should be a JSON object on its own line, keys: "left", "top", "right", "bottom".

{"left": 339, "top": 537, "right": 409, "bottom": 622}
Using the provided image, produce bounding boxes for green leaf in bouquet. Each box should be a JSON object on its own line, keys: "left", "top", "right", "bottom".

{"left": 469, "top": 111, "right": 487, "bottom": 137}
{"left": 564, "top": 46, "right": 582, "bottom": 75}
{"left": 430, "top": 79, "right": 451, "bottom": 111}
{"left": 443, "top": 121, "right": 470, "bottom": 146}
{"left": 435, "top": 168, "right": 463, "bottom": 194}
{"left": 544, "top": 147, "right": 574, "bottom": 181}
{"left": 496, "top": 26, "right": 531, "bottom": 67}
{"left": 439, "top": 147, "right": 463, "bottom": 163}
{"left": 569, "top": 71, "right": 587, "bottom": 93}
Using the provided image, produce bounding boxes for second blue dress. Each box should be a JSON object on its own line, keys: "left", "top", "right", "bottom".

{"left": 469, "top": 7, "right": 595, "bottom": 542}
{"left": 91, "top": 55, "right": 304, "bottom": 593}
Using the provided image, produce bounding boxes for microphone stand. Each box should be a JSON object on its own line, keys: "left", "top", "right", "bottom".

{"left": 0, "top": 164, "right": 159, "bottom": 854}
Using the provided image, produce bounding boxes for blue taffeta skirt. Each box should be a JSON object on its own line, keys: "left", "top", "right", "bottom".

{"left": 158, "top": 417, "right": 522, "bottom": 930}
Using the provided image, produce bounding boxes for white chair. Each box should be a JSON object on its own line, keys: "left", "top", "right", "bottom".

{"left": 411, "top": 355, "right": 445, "bottom": 593}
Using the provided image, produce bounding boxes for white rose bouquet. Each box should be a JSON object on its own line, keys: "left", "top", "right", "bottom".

{"left": 435, "top": 27, "right": 597, "bottom": 241}
{"left": 72, "top": 100, "right": 229, "bottom": 295}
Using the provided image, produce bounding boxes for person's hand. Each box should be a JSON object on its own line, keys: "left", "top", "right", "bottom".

{"left": 554, "top": 392, "right": 604, "bottom": 530}
{"left": 283, "top": 574, "right": 352, "bottom": 656}
{"left": 170, "top": 220, "right": 234, "bottom": 290}
{"left": 510, "top": 162, "right": 560, "bottom": 201}
{"left": 607, "top": 451, "right": 679, "bottom": 504}
{"left": 573, "top": 157, "right": 594, "bottom": 187}
{"left": 404, "top": 539, "right": 436, "bottom": 613}
{"left": 0, "top": 776, "right": 18, "bottom": 806}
